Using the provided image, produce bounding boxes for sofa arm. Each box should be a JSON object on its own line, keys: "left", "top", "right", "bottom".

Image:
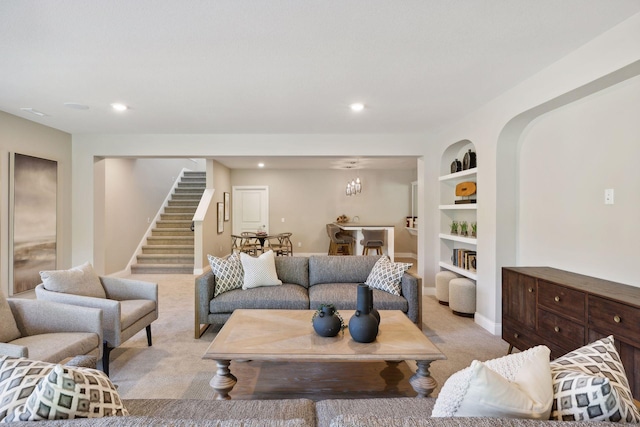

{"left": 195, "top": 268, "right": 215, "bottom": 337}
{"left": 401, "top": 272, "right": 419, "bottom": 324}
{"left": 35, "top": 284, "right": 120, "bottom": 345}
{"left": 8, "top": 299, "right": 103, "bottom": 344}
{"left": 101, "top": 277, "right": 158, "bottom": 303}
{"left": 0, "top": 342, "right": 27, "bottom": 358}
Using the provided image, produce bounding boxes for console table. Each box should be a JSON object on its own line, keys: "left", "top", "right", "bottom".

{"left": 502, "top": 266, "right": 640, "bottom": 399}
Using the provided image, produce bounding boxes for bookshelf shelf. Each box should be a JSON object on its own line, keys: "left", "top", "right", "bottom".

{"left": 439, "top": 233, "right": 476, "bottom": 244}
{"left": 439, "top": 261, "right": 477, "bottom": 280}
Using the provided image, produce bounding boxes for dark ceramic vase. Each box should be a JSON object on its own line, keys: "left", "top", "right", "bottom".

{"left": 369, "top": 287, "right": 380, "bottom": 325}
{"left": 349, "top": 284, "right": 379, "bottom": 343}
{"left": 312, "top": 305, "right": 342, "bottom": 337}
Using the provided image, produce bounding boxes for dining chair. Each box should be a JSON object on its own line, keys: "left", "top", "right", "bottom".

{"left": 326, "top": 224, "right": 353, "bottom": 255}
{"left": 239, "top": 232, "right": 261, "bottom": 255}
{"left": 268, "top": 232, "right": 293, "bottom": 256}
{"left": 360, "top": 229, "right": 385, "bottom": 255}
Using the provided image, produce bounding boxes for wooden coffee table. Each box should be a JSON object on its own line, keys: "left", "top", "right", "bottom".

{"left": 203, "top": 309, "right": 446, "bottom": 400}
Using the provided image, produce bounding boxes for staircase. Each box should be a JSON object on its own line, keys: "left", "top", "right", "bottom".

{"left": 131, "top": 171, "right": 205, "bottom": 274}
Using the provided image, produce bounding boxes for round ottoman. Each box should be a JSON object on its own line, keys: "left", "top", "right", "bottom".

{"left": 449, "top": 278, "right": 476, "bottom": 317}
{"left": 435, "top": 271, "right": 460, "bottom": 306}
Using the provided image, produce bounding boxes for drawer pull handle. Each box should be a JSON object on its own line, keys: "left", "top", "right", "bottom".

{"left": 554, "top": 296, "right": 560, "bottom": 302}
{"left": 614, "top": 315, "right": 621, "bottom": 323}
{"left": 514, "top": 333, "right": 519, "bottom": 339}
{"left": 528, "top": 287, "right": 534, "bottom": 293}
{"left": 554, "top": 326, "right": 560, "bottom": 333}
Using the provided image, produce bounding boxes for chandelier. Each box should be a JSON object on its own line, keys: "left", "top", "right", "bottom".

{"left": 346, "top": 177, "right": 362, "bottom": 196}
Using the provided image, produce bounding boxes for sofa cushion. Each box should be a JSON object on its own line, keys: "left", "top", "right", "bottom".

{"left": 0, "top": 292, "right": 20, "bottom": 343}
{"left": 9, "top": 332, "right": 99, "bottom": 364}
{"left": 0, "top": 357, "right": 53, "bottom": 422}
{"left": 240, "top": 251, "right": 282, "bottom": 290}
{"left": 39, "top": 262, "right": 106, "bottom": 299}
{"left": 432, "top": 345, "right": 553, "bottom": 419}
{"left": 365, "top": 256, "right": 412, "bottom": 296}
{"left": 208, "top": 253, "right": 244, "bottom": 297}
{"left": 549, "top": 335, "right": 640, "bottom": 423}
{"left": 308, "top": 283, "right": 408, "bottom": 313}
{"left": 210, "top": 284, "right": 309, "bottom": 314}
{"left": 120, "top": 299, "right": 156, "bottom": 330}
{"left": 309, "top": 256, "right": 380, "bottom": 286}
{"left": 315, "top": 397, "right": 435, "bottom": 427}
{"left": 4, "top": 363, "right": 127, "bottom": 422}
{"left": 275, "top": 256, "right": 309, "bottom": 288}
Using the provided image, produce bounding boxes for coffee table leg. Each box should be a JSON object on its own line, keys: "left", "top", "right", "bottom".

{"left": 409, "top": 360, "right": 437, "bottom": 398}
{"left": 209, "top": 359, "right": 237, "bottom": 400}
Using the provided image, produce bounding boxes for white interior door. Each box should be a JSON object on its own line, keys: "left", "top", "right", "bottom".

{"left": 232, "top": 186, "right": 269, "bottom": 235}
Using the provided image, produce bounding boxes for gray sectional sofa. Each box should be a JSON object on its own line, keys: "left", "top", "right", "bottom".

{"left": 195, "top": 255, "right": 420, "bottom": 337}
{"left": 3, "top": 397, "right": 625, "bottom": 426}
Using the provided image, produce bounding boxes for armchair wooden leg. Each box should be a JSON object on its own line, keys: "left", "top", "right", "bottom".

{"left": 103, "top": 343, "right": 112, "bottom": 377}
{"left": 146, "top": 325, "right": 152, "bottom": 347}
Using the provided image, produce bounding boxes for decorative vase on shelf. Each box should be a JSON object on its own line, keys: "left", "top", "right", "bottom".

{"left": 349, "top": 284, "right": 379, "bottom": 343}
{"left": 312, "top": 304, "right": 343, "bottom": 337}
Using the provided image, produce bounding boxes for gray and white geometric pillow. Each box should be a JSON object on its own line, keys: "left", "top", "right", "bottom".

{"left": 550, "top": 370, "right": 621, "bottom": 421}
{"left": 0, "top": 357, "right": 53, "bottom": 422}
{"left": 550, "top": 335, "right": 640, "bottom": 423}
{"left": 365, "top": 256, "right": 412, "bottom": 296}
{"left": 207, "top": 252, "right": 244, "bottom": 297}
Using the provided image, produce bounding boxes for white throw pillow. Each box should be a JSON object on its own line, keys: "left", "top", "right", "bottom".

{"left": 39, "top": 262, "right": 106, "bottom": 299}
{"left": 240, "top": 250, "right": 282, "bottom": 290}
{"left": 550, "top": 335, "right": 640, "bottom": 423}
{"left": 432, "top": 345, "right": 553, "bottom": 419}
{"left": 365, "top": 256, "right": 412, "bottom": 296}
{"left": 0, "top": 291, "right": 21, "bottom": 343}
{"left": 208, "top": 252, "right": 244, "bottom": 297}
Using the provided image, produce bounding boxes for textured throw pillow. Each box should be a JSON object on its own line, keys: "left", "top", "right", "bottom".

{"left": 432, "top": 345, "right": 553, "bottom": 419}
{"left": 0, "top": 357, "right": 53, "bottom": 422}
{"left": 39, "top": 262, "right": 106, "bottom": 299}
{"left": 549, "top": 335, "right": 640, "bottom": 423}
{"left": 0, "top": 292, "right": 20, "bottom": 343}
{"left": 365, "top": 256, "right": 412, "bottom": 296}
{"left": 240, "top": 250, "right": 282, "bottom": 290}
{"left": 208, "top": 252, "right": 244, "bottom": 297}
{"left": 4, "top": 364, "right": 128, "bottom": 422}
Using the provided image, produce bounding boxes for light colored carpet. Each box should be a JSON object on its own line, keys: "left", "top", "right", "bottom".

{"left": 108, "top": 273, "right": 508, "bottom": 400}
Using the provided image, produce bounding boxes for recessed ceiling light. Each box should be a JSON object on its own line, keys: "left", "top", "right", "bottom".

{"left": 20, "top": 107, "right": 47, "bottom": 117}
{"left": 258, "top": 163, "right": 265, "bottom": 168}
{"left": 111, "top": 103, "right": 128, "bottom": 112}
{"left": 63, "top": 102, "right": 89, "bottom": 110}
{"left": 350, "top": 103, "right": 365, "bottom": 112}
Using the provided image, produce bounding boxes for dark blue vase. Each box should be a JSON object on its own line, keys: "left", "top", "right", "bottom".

{"left": 369, "top": 287, "right": 380, "bottom": 325}
{"left": 349, "top": 284, "right": 379, "bottom": 343}
{"left": 312, "top": 305, "right": 342, "bottom": 337}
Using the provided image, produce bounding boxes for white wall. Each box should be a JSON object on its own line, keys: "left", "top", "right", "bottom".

{"left": 231, "top": 168, "right": 417, "bottom": 255}
{"left": 0, "top": 112, "right": 71, "bottom": 296}
{"left": 518, "top": 75, "right": 640, "bottom": 286}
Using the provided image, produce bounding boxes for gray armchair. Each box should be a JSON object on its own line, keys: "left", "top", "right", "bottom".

{"left": 0, "top": 295, "right": 102, "bottom": 363}
{"left": 35, "top": 276, "right": 158, "bottom": 375}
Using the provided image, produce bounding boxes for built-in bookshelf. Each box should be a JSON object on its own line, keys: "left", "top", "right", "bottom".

{"left": 439, "top": 142, "right": 477, "bottom": 281}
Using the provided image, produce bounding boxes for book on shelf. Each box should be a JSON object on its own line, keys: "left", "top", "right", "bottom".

{"left": 451, "top": 249, "right": 477, "bottom": 271}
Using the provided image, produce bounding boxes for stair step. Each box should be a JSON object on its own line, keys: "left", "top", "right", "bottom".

{"left": 184, "top": 171, "right": 206, "bottom": 176}
{"left": 147, "top": 236, "right": 194, "bottom": 245}
{"left": 142, "top": 245, "right": 194, "bottom": 254}
{"left": 156, "top": 221, "right": 192, "bottom": 229}
{"left": 172, "top": 193, "right": 203, "bottom": 200}
{"left": 131, "top": 264, "right": 194, "bottom": 274}
{"left": 164, "top": 206, "right": 197, "bottom": 214}
{"left": 180, "top": 178, "right": 206, "bottom": 184}
{"left": 160, "top": 213, "right": 194, "bottom": 220}
{"left": 168, "top": 199, "right": 200, "bottom": 206}
{"left": 152, "top": 228, "right": 193, "bottom": 236}
{"left": 177, "top": 182, "right": 206, "bottom": 188}
{"left": 136, "top": 254, "right": 194, "bottom": 264}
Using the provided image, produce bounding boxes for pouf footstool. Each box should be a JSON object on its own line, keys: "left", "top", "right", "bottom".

{"left": 435, "top": 271, "right": 460, "bottom": 306}
{"left": 449, "top": 278, "right": 476, "bottom": 317}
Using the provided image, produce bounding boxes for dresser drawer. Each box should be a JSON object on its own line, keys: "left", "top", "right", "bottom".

{"left": 538, "top": 280, "right": 586, "bottom": 321}
{"left": 537, "top": 308, "right": 585, "bottom": 351}
{"left": 503, "top": 319, "right": 540, "bottom": 352}
{"left": 589, "top": 296, "right": 640, "bottom": 343}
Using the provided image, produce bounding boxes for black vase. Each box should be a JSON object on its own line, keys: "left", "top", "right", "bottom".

{"left": 349, "top": 284, "right": 379, "bottom": 343}
{"left": 312, "top": 305, "right": 342, "bottom": 337}
{"left": 369, "top": 287, "right": 380, "bottom": 325}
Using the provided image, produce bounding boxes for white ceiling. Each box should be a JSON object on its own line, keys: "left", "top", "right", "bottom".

{"left": 1, "top": 1, "right": 639, "bottom": 168}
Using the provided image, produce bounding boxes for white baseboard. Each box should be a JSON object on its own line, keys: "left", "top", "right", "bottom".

{"left": 474, "top": 312, "right": 501, "bottom": 336}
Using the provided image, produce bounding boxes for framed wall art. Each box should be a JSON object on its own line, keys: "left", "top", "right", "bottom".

{"left": 217, "top": 202, "right": 224, "bottom": 234}
{"left": 224, "top": 192, "right": 230, "bottom": 221}
{"left": 10, "top": 153, "right": 58, "bottom": 294}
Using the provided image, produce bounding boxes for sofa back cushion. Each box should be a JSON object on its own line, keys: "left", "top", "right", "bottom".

{"left": 0, "top": 291, "right": 21, "bottom": 342}
{"left": 309, "top": 255, "right": 380, "bottom": 286}
{"left": 275, "top": 256, "right": 309, "bottom": 288}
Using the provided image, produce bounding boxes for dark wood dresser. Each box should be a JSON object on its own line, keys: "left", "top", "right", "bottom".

{"left": 502, "top": 266, "right": 640, "bottom": 399}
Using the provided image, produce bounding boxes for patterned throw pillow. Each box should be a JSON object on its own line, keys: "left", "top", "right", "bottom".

{"left": 4, "top": 364, "right": 128, "bottom": 422}
{"left": 549, "top": 335, "right": 640, "bottom": 422}
{"left": 365, "top": 256, "right": 412, "bottom": 296}
{"left": 240, "top": 250, "right": 282, "bottom": 290}
{"left": 0, "top": 357, "right": 53, "bottom": 422}
{"left": 208, "top": 252, "right": 244, "bottom": 297}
